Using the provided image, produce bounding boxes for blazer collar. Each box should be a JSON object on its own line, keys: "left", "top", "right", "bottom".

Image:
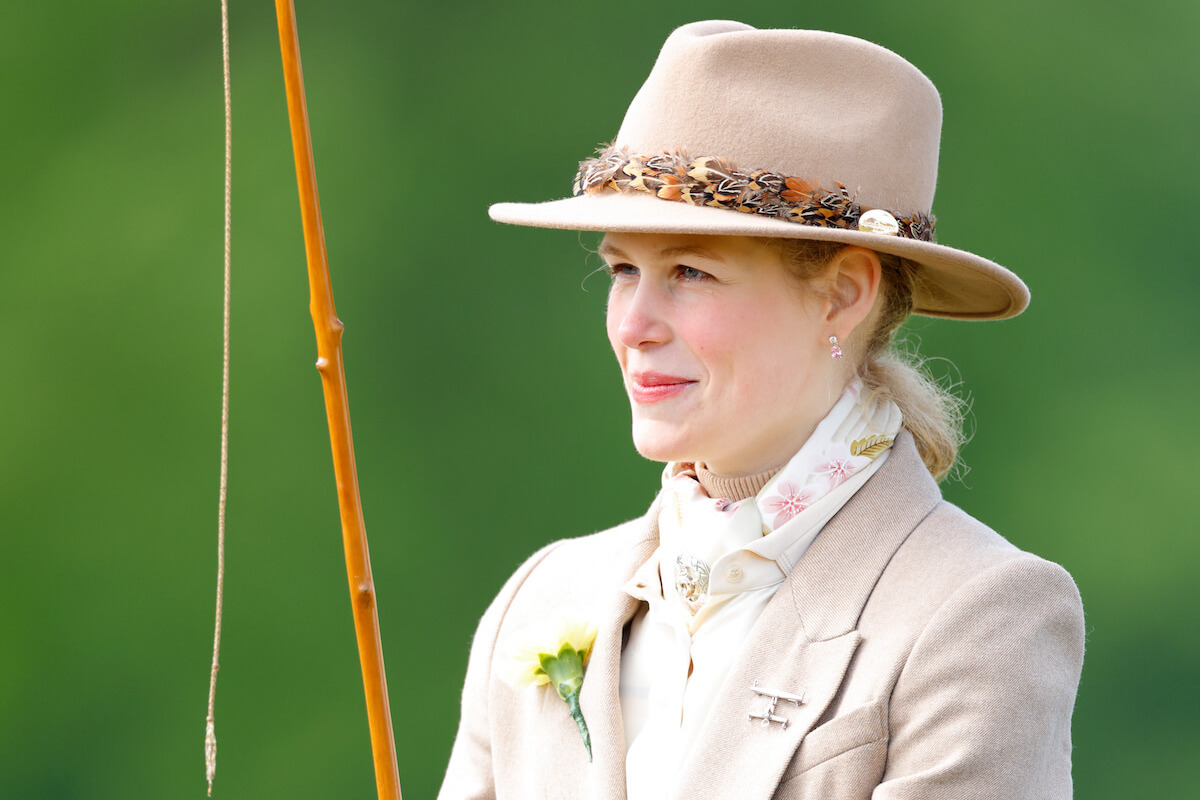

{"left": 579, "top": 501, "right": 660, "bottom": 799}
{"left": 787, "top": 430, "right": 942, "bottom": 641}
{"left": 672, "top": 431, "right": 942, "bottom": 799}
{"left": 579, "top": 433, "right": 942, "bottom": 800}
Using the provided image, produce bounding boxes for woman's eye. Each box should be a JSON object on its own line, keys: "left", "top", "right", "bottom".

{"left": 606, "top": 263, "right": 638, "bottom": 279}
{"left": 678, "top": 265, "right": 709, "bottom": 280}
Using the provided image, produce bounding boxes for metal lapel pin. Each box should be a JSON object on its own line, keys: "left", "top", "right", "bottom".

{"left": 748, "top": 680, "right": 806, "bottom": 729}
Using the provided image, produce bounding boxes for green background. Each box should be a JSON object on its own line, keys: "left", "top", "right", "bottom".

{"left": 2, "top": 1, "right": 1197, "bottom": 797}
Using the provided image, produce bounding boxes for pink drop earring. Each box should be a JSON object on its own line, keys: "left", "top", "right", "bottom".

{"left": 828, "top": 335, "right": 843, "bottom": 359}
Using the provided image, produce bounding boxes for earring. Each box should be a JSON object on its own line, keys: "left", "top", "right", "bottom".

{"left": 828, "top": 335, "right": 843, "bottom": 359}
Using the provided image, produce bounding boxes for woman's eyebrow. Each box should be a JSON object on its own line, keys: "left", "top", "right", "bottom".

{"left": 597, "top": 242, "right": 629, "bottom": 260}
{"left": 660, "top": 245, "right": 722, "bottom": 262}
{"left": 597, "top": 243, "right": 723, "bottom": 261}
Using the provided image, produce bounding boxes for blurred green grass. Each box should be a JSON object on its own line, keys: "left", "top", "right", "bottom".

{"left": 1, "top": 1, "right": 1196, "bottom": 797}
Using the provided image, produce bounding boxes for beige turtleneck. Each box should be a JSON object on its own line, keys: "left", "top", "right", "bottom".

{"left": 693, "top": 463, "right": 781, "bottom": 502}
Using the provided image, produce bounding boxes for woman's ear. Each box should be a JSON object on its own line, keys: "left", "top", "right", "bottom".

{"left": 826, "top": 245, "right": 882, "bottom": 337}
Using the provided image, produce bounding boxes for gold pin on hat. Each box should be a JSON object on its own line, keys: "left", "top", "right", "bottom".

{"left": 858, "top": 208, "right": 901, "bottom": 236}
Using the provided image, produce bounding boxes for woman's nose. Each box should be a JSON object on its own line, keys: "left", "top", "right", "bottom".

{"left": 614, "top": 284, "right": 670, "bottom": 349}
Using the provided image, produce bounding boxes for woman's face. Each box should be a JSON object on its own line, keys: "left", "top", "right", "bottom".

{"left": 602, "top": 232, "right": 843, "bottom": 476}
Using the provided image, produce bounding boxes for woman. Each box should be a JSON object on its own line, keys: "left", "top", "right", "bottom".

{"left": 440, "top": 21, "right": 1084, "bottom": 800}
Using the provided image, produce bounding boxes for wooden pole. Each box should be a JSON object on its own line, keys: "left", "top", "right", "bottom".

{"left": 274, "top": 3, "right": 402, "bottom": 797}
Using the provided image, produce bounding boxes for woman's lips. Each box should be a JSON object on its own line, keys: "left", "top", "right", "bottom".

{"left": 627, "top": 372, "right": 696, "bottom": 403}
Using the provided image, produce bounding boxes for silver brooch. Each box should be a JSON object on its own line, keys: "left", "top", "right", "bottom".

{"left": 748, "top": 680, "right": 806, "bottom": 729}
{"left": 674, "top": 553, "right": 710, "bottom": 615}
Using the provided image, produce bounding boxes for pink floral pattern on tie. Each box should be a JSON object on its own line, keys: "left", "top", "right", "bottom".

{"left": 762, "top": 482, "right": 817, "bottom": 528}
{"left": 816, "top": 456, "right": 856, "bottom": 488}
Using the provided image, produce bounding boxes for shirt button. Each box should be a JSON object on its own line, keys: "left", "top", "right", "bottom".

{"left": 726, "top": 565, "right": 744, "bottom": 584}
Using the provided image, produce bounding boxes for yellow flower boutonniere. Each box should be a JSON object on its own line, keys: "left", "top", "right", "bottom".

{"left": 496, "top": 616, "right": 599, "bottom": 761}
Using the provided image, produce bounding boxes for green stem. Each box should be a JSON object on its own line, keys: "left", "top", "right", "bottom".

{"left": 563, "top": 690, "right": 592, "bottom": 762}
{"left": 540, "top": 646, "right": 593, "bottom": 763}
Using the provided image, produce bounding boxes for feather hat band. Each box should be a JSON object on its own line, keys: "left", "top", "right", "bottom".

{"left": 489, "top": 20, "right": 1030, "bottom": 320}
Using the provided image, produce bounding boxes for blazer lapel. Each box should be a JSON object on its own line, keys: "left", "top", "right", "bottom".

{"left": 671, "top": 434, "right": 942, "bottom": 800}
{"left": 671, "top": 601, "right": 862, "bottom": 800}
{"left": 579, "top": 506, "right": 660, "bottom": 800}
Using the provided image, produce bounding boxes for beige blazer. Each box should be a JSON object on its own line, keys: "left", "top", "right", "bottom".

{"left": 439, "top": 433, "right": 1085, "bottom": 799}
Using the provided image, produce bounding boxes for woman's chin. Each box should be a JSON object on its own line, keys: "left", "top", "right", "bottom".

{"left": 629, "top": 428, "right": 694, "bottom": 465}
{"left": 629, "top": 420, "right": 729, "bottom": 466}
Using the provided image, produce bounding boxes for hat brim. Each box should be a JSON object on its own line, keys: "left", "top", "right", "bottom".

{"left": 489, "top": 192, "right": 1028, "bottom": 320}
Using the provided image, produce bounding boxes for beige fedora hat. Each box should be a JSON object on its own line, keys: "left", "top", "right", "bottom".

{"left": 490, "top": 20, "right": 1028, "bottom": 320}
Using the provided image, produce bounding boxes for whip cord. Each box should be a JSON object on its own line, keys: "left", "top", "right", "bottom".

{"left": 206, "top": 0, "right": 232, "bottom": 793}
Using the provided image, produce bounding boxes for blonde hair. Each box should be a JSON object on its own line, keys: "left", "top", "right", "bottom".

{"left": 770, "top": 239, "right": 967, "bottom": 481}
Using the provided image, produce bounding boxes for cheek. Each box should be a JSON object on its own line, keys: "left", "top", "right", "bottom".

{"left": 724, "top": 312, "right": 818, "bottom": 396}
{"left": 605, "top": 294, "right": 626, "bottom": 358}
{"left": 688, "top": 307, "right": 772, "bottom": 368}
{"left": 682, "top": 303, "right": 748, "bottom": 351}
